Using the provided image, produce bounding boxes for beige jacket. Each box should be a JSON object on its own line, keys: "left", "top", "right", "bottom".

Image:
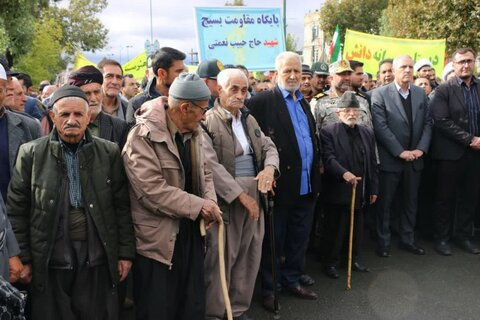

{"left": 122, "top": 97, "right": 216, "bottom": 267}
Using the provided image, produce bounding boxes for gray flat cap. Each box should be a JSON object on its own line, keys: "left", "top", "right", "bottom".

{"left": 337, "top": 91, "right": 360, "bottom": 109}
{"left": 50, "top": 85, "right": 89, "bottom": 107}
{"left": 169, "top": 72, "right": 210, "bottom": 101}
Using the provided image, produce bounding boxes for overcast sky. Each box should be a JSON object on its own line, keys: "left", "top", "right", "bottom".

{"left": 82, "top": 0, "right": 323, "bottom": 64}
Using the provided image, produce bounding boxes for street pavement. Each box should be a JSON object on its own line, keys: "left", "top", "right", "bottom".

{"left": 122, "top": 235, "right": 480, "bottom": 320}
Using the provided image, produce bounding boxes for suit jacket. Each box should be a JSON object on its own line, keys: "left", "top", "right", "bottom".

{"left": 321, "top": 123, "right": 378, "bottom": 206}
{"left": 6, "top": 110, "right": 42, "bottom": 175}
{"left": 371, "top": 82, "right": 432, "bottom": 172}
{"left": 246, "top": 85, "right": 321, "bottom": 204}
{"left": 430, "top": 76, "right": 480, "bottom": 160}
{"left": 97, "top": 111, "right": 129, "bottom": 150}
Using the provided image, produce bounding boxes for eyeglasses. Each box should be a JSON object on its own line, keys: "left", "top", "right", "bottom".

{"left": 189, "top": 101, "right": 208, "bottom": 114}
{"left": 455, "top": 59, "right": 474, "bottom": 66}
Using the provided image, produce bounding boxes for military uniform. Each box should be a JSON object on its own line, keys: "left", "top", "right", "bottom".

{"left": 312, "top": 91, "right": 372, "bottom": 130}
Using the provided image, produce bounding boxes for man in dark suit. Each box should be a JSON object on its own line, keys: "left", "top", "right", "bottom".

{"left": 371, "top": 54, "right": 432, "bottom": 257}
{"left": 68, "top": 65, "right": 129, "bottom": 149}
{"left": 247, "top": 51, "right": 321, "bottom": 310}
{"left": 320, "top": 91, "right": 378, "bottom": 279}
{"left": 430, "top": 47, "right": 480, "bottom": 256}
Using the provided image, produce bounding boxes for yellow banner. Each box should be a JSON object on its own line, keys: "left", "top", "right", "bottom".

{"left": 343, "top": 29, "right": 446, "bottom": 79}
{"left": 73, "top": 51, "right": 96, "bottom": 70}
{"left": 122, "top": 51, "right": 147, "bottom": 81}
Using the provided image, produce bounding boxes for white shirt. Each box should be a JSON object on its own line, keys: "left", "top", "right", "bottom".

{"left": 224, "top": 109, "right": 251, "bottom": 155}
{"left": 395, "top": 81, "right": 411, "bottom": 99}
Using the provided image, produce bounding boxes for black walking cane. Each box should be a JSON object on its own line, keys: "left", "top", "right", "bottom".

{"left": 262, "top": 192, "right": 280, "bottom": 319}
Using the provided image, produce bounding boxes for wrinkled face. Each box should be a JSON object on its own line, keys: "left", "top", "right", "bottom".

{"left": 350, "top": 66, "right": 364, "bottom": 90}
{"left": 332, "top": 71, "right": 351, "bottom": 93}
{"left": 122, "top": 76, "right": 139, "bottom": 99}
{"left": 453, "top": 51, "right": 475, "bottom": 80}
{"left": 277, "top": 57, "right": 301, "bottom": 93}
{"left": 218, "top": 75, "right": 248, "bottom": 112}
{"left": 50, "top": 98, "right": 91, "bottom": 144}
{"left": 102, "top": 64, "right": 123, "bottom": 98}
{"left": 337, "top": 107, "right": 359, "bottom": 127}
{"left": 205, "top": 78, "right": 218, "bottom": 98}
{"left": 12, "top": 79, "right": 27, "bottom": 112}
{"left": 80, "top": 82, "right": 103, "bottom": 118}
{"left": 414, "top": 78, "right": 432, "bottom": 95}
{"left": 417, "top": 66, "right": 432, "bottom": 79}
{"left": 300, "top": 74, "right": 312, "bottom": 92}
{"left": 379, "top": 62, "right": 393, "bottom": 85}
{"left": 393, "top": 57, "right": 414, "bottom": 85}
{"left": 180, "top": 99, "right": 208, "bottom": 132}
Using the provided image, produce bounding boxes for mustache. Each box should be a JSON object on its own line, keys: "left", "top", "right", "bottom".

{"left": 64, "top": 124, "right": 81, "bottom": 129}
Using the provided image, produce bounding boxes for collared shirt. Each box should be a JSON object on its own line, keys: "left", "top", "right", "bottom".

{"left": 88, "top": 113, "right": 101, "bottom": 138}
{"left": 223, "top": 108, "right": 251, "bottom": 155}
{"left": 456, "top": 76, "right": 480, "bottom": 136}
{"left": 60, "top": 136, "right": 86, "bottom": 209}
{"left": 279, "top": 85, "right": 313, "bottom": 195}
{"left": 395, "top": 81, "right": 411, "bottom": 99}
{"left": 104, "top": 96, "right": 125, "bottom": 120}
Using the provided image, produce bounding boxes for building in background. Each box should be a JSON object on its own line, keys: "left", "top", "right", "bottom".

{"left": 303, "top": 10, "right": 325, "bottom": 66}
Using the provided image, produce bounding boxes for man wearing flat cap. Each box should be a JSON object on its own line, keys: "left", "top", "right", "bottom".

{"left": 320, "top": 91, "right": 378, "bottom": 279}
{"left": 313, "top": 59, "right": 373, "bottom": 131}
{"left": 122, "top": 73, "right": 222, "bottom": 320}
{"left": 197, "top": 58, "right": 224, "bottom": 109}
{"left": 7, "top": 85, "right": 135, "bottom": 319}
{"left": 68, "top": 65, "right": 129, "bottom": 149}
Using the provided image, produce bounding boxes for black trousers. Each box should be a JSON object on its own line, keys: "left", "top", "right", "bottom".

{"left": 434, "top": 150, "right": 480, "bottom": 240}
{"left": 31, "top": 241, "right": 117, "bottom": 320}
{"left": 323, "top": 204, "right": 364, "bottom": 266}
{"left": 134, "top": 218, "right": 205, "bottom": 320}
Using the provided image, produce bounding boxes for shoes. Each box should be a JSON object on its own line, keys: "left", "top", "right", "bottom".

{"left": 285, "top": 286, "right": 318, "bottom": 300}
{"left": 234, "top": 314, "right": 254, "bottom": 320}
{"left": 435, "top": 240, "right": 452, "bottom": 256}
{"left": 352, "top": 261, "right": 370, "bottom": 273}
{"left": 455, "top": 239, "right": 480, "bottom": 254}
{"left": 262, "top": 295, "right": 280, "bottom": 313}
{"left": 299, "top": 273, "right": 315, "bottom": 286}
{"left": 376, "top": 246, "right": 390, "bottom": 257}
{"left": 398, "top": 242, "right": 425, "bottom": 255}
{"left": 323, "top": 265, "right": 339, "bottom": 279}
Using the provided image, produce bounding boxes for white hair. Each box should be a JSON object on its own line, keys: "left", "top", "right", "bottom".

{"left": 275, "top": 51, "right": 301, "bottom": 72}
{"left": 392, "top": 55, "right": 413, "bottom": 70}
{"left": 52, "top": 96, "right": 89, "bottom": 113}
{"left": 217, "top": 68, "right": 247, "bottom": 88}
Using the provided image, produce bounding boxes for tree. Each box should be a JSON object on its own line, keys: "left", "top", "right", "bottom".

{"left": 15, "top": 14, "right": 65, "bottom": 85}
{"left": 320, "top": 0, "right": 388, "bottom": 44}
{"left": 286, "top": 33, "right": 298, "bottom": 52}
{"left": 225, "top": 0, "right": 245, "bottom": 5}
{"left": 49, "top": 0, "right": 109, "bottom": 55}
{"left": 380, "top": 0, "right": 480, "bottom": 55}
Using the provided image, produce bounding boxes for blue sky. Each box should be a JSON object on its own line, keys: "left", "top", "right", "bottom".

{"left": 81, "top": 0, "right": 323, "bottom": 64}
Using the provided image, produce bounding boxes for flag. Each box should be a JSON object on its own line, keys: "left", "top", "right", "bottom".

{"left": 73, "top": 51, "right": 95, "bottom": 70}
{"left": 329, "top": 25, "right": 341, "bottom": 63}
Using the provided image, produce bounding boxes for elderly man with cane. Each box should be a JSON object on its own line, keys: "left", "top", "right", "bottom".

{"left": 320, "top": 92, "right": 378, "bottom": 280}
{"left": 122, "top": 73, "right": 222, "bottom": 320}
{"left": 202, "top": 68, "right": 279, "bottom": 320}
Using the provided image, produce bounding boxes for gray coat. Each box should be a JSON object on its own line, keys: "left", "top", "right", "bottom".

{"left": 0, "top": 193, "right": 20, "bottom": 280}
{"left": 6, "top": 109, "right": 42, "bottom": 175}
{"left": 371, "top": 82, "right": 432, "bottom": 172}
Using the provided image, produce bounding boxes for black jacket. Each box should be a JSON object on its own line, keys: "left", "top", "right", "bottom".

{"left": 247, "top": 85, "right": 321, "bottom": 204}
{"left": 125, "top": 78, "right": 161, "bottom": 126}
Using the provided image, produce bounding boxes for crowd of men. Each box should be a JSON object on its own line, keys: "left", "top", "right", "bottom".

{"left": 0, "top": 45, "right": 479, "bottom": 320}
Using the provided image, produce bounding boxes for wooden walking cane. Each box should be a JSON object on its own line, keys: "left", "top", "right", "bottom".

{"left": 347, "top": 179, "right": 360, "bottom": 290}
{"left": 200, "top": 219, "right": 233, "bottom": 320}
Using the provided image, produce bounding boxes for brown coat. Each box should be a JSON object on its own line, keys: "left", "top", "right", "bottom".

{"left": 122, "top": 97, "right": 216, "bottom": 267}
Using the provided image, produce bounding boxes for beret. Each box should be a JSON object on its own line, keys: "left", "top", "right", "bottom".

{"left": 169, "top": 72, "right": 210, "bottom": 101}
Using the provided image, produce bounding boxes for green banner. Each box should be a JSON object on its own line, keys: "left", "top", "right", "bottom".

{"left": 343, "top": 29, "right": 446, "bottom": 79}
